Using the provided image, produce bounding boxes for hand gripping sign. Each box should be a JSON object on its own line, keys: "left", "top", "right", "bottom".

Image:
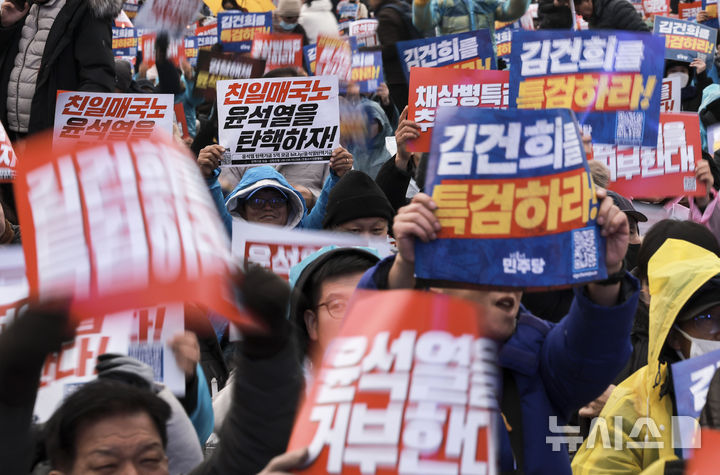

{"left": 288, "top": 289, "right": 500, "bottom": 474}
{"left": 13, "top": 132, "right": 252, "bottom": 327}
{"left": 415, "top": 107, "right": 607, "bottom": 289}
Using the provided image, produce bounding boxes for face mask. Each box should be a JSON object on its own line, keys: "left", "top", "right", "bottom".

{"left": 667, "top": 71, "right": 690, "bottom": 88}
{"left": 675, "top": 326, "right": 720, "bottom": 359}
{"left": 624, "top": 243, "right": 641, "bottom": 271}
{"left": 279, "top": 20, "right": 297, "bottom": 30}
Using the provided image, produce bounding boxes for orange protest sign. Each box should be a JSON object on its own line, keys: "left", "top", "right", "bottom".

{"left": 251, "top": 32, "right": 304, "bottom": 73}
{"left": 288, "top": 289, "right": 498, "bottom": 474}
{"left": 13, "top": 132, "right": 253, "bottom": 328}
{"left": 687, "top": 428, "right": 720, "bottom": 473}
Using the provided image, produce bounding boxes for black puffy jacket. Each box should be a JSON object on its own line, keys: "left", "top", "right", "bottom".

{"left": 589, "top": 0, "right": 650, "bottom": 31}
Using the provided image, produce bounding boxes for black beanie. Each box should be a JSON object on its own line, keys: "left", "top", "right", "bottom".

{"left": 322, "top": 171, "right": 395, "bottom": 228}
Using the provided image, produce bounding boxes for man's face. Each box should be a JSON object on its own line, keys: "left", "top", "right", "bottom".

{"left": 242, "top": 188, "right": 289, "bottom": 226}
{"left": 57, "top": 412, "right": 167, "bottom": 475}
{"left": 628, "top": 218, "right": 641, "bottom": 245}
{"left": 305, "top": 272, "right": 365, "bottom": 357}
{"left": 334, "top": 217, "right": 389, "bottom": 238}
{"left": 430, "top": 288, "right": 522, "bottom": 340}
{"left": 669, "top": 304, "right": 720, "bottom": 358}
{"left": 576, "top": 0, "right": 593, "bottom": 20}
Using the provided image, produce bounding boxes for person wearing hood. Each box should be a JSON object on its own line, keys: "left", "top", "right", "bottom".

{"left": 0, "top": 0, "right": 121, "bottom": 138}
{"left": 573, "top": 239, "right": 720, "bottom": 473}
{"left": 298, "top": 0, "right": 339, "bottom": 44}
{"left": 665, "top": 58, "right": 714, "bottom": 112}
{"left": 198, "top": 146, "right": 353, "bottom": 235}
{"left": 273, "top": 0, "right": 310, "bottom": 45}
{"left": 573, "top": 0, "right": 649, "bottom": 30}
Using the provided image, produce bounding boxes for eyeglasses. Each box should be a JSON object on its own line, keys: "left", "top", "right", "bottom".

{"left": 245, "top": 196, "right": 288, "bottom": 210}
{"left": 317, "top": 298, "right": 348, "bottom": 319}
{"left": 685, "top": 313, "right": 720, "bottom": 336}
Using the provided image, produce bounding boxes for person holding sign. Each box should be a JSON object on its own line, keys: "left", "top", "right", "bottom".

{"left": 573, "top": 240, "right": 720, "bottom": 473}
{"left": 665, "top": 58, "right": 714, "bottom": 112}
{"left": 357, "top": 189, "right": 640, "bottom": 472}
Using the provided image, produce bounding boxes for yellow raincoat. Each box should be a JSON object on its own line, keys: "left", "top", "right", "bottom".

{"left": 572, "top": 239, "right": 720, "bottom": 474}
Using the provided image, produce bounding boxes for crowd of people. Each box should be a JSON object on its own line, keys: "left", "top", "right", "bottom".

{"left": 4, "top": 0, "right": 720, "bottom": 473}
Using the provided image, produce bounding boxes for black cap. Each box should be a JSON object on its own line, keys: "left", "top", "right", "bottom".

{"left": 322, "top": 171, "right": 395, "bottom": 228}
{"left": 677, "top": 276, "right": 720, "bottom": 322}
{"left": 606, "top": 190, "right": 648, "bottom": 223}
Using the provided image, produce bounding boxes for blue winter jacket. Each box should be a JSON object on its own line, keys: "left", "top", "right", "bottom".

{"left": 208, "top": 165, "right": 339, "bottom": 236}
{"left": 357, "top": 255, "right": 640, "bottom": 475}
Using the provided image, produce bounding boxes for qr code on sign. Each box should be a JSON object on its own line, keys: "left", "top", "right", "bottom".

{"left": 129, "top": 343, "right": 164, "bottom": 381}
{"left": 616, "top": 111, "right": 644, "bottom": 144}
{"left": 573, "top": 227, "right": 598, "bottom": 271}
{"left": 684, "top": 176, "right": 697, "bottom": 192}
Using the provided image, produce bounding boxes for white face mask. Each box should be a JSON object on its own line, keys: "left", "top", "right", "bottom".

{"left": 667, "top": 71, "right": 690, "bottom": 88}
{"left": 675, "top": 326, "right": 720, "bottom": 359}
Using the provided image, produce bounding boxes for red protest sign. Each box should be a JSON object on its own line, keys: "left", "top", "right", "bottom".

{"left": 593, "top": 112, "right": 706, "bottom": 198}
{"left": 678, "top": 1, "right": 703, "bottom": 20}
{"left": 250, "top": 32, "right": 304, "bottom": 73}
{"left": 408, "top": 67, "right": 509, "bottom": 153}
{"left": 141, "top": 34, "right": 186, "bottom": 68}
{"left": 0, "top": 121, "right": 16, "bottom": 182}
{"left": 687, "top": 428, "right": 720, "bottom": 473}
{"left": 316, "top": 36, "right": 353, "bottom": 84}
{"left": 643, "top": 0, "right": 669, "bottom": 16}
{"left": 661, "top": 76, "right": 681, "bottom": 113}
{"left": 288, "top": 289, "right": 498, "bottom": 474}
{"left": 13, "top": 133, "right": 253, "bottom": 327}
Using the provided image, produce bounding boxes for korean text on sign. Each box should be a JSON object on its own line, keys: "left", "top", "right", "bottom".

{"left": 397, "top": 30, "right": 496, "bottom": 82}
{"left": 218, "top": 12, "right": 271, "bottom": 53}
{"left": 0, "top": 122, "right": 16, "bottom": 182}
{"left": 643, "top": 0, "right": 669, "bottom": 16}
{"left": 133, "top": 0, "right": 204, "bottom": 36}
{"left": 510, "top": 30, "right": 665, "bottom": 147}
{"left": 112, "top": 27, "right": 138, "bottom": 57}
{"left": 13, "top": 134, "right": 251, "bottom": 326}
{"left": 251, "top": 32, "right": 304, "bottom": 73}
{"left": 194, "top": 50, "right": 265, "bottom": 101}
{"left": 654, "top": 16, "right": 717, "bottom": 62}
{"left": 408, "top": 67, "right": 509, "bottom": 153}
{"left": 351, "top": 51, "right": 383, "bottom": 93}
{"left": 349, "top": 19, "right": 379, "bottom": 48}
{"left": 661, "top": 75, "right": 681, "bottom": 113}
{"left": 316, "top": 36, "right": 353, "bottom": 84}
{"left": 593, "top": 112, "right": 706, "bottom": 198}
{"left": 217, "top": 76, "right": 340, "bottom": 167}
{"left": 53, "top": 92, "right": 174, "bottom": 147}
{"left": 140, "top": 34, "right": 186, "bottom": 68}
{"left": 289, "top": 289, "right": 499, "bottom": 475}
{"left": 415, "top": 107, "right": 607, "bottom": 288}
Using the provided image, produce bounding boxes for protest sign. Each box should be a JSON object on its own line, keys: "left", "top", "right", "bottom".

{"left": 31, "top": 304, "right": 186, "bottom": 422}
{"left": 702, "top": 0, "right": 720, "bottom": 28}
{"left": 593, "top": 113, "right": 706, "bottom": 198}
{"left": 194, "top": 51, "right": 265, "bottom": 101}
{"left": 184, "top": 36, "right": 199, "bottom": 66}
{"left": 112, "top": 27, "right": 139, "bottom": 57}
{"left": 53, "top": 91, "right": 174, "bottom": 147}
{"left": 0, "top": 246, "right": 28, "bottom": 334}
{"left": 672, "top": 349, "right": 720, "bottom": 457}
{"left": 217, "top": 76, "right": 339, "bottom": 166}
{"left": 407, "top": 68, "right": 509, "bottom": 153}
{"left": 231, "top": 221, "right": 392, "bottom": 280}
{"left": 140, "top": 34, "right": 186, "bottom": 68}
{"left": 0, "top": 121, "right": 16, "bottom": 182}
{"left": 416, "top": 107, "right": 606, "bottom": 289}
{"left": 133, "top": 0, "right": 204, "bottom": 37}
{"left": 688, "top": 429, "right": 720, "bottom": 472}
{"left": 349, "top": 19, "right": 379, "bottom": 48}
{"left": 661, "top": 75, "right": 681, "bottom": 112}
{"left": 123, "top": 0, "right": 140, "bottom": 19}
{"left": 317, "top": 36, "right": 353, "bottom": 84}
{"left": 218, "top": 12, "right": 272, "bottom": 53}
{"left": 708, "top": 123, "right": 720, "bottom": 153}
{"left": 654, "top": 16, "right": 717, "bottom": 62}
{"left": 196, "top": 20, "right": 218, "bottom": 38}
{"left": 510, "top": 30, "right": 665, "bottom": 147}
{"left": 679, "top": 1, "right": 703, "bottom": 20}
{"left": 251, "top": 33, "right": 304, "bottom": 72}
{"left": 197, "top": 34, "right": 219, "bottom": 50}
{"left": 397, "top": 30, "right": 496, "bottom": 82}
{"left": 288, "top": 289, "right": 498, "bottom": 474}
{"left": 351, "top": 51, "right": 383, "bottom": 93}
{"left": 304, "top": 44, "right": 317, "bottom": 74}
{"left": 643, "top": 0, "right": 669, "bottom": 16}
{"left": 337, "top": 0, "right": 359, "bottom": 22}
{"left": 13, "top": 133, "right": 251, "bottom": 327}
{"left": 495, "top": 26, "right": 513, "bottom": 59}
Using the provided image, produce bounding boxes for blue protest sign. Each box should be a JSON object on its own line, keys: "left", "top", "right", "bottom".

{"left": 396, "top": 30, "right": 496, "bottom": 82}
{"left": 509, "top": 30, "right": 665, "bottom": 147}
{"left": 217, "top": 12, "right": 272, "bottom": 53}
{"left": 415, "top": 107, "right": 606, "bottom": 289}
{"left": 351, "top": 51, "right": 384, "bottom": 93}
{"left": 112, "top": 27, "right": 139, "bottom": 57}
{"left": 654, "top": 16, "right": 717, "bottom": 63}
